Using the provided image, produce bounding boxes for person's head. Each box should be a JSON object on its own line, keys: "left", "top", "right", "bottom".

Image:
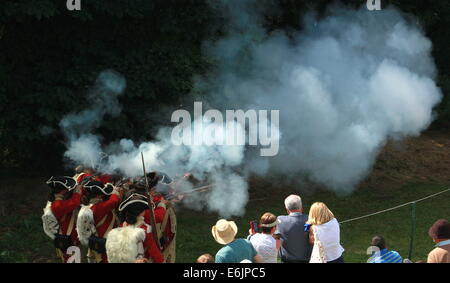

{"left": 129, "top": 176, "right": 152, "bottom": 193}
{"left": 284, "top": 195, "right": 302, "bottom": 213}
{"left": 196, "top": 254, "right": 214, "bottom": 263}
{"left": 260, "top": 212, "right": 279, "bottom": 234}
{"left": 85, "top": 167, "right": 95, "bottom": 175}
{"left": 307, "top": 202, "right": 335, "bottom": 225}
{"left": 75, "top": 165, "right": 94, "bottom": 175}
{"left": 118, "top": 192, "right": 149, "bottom": 225}
{"left": 81, "top": 180, "right": 114, "bottom": 205}
{"left": 428, "top": 219, "right": 450, "bottom": 243}
{"left": 75, "top": 165, "right": 85, "bottom": 174}
{"left": 371, "top": 235, "right": 387, "bottom": 251}
{"left": 46, "top": 176, "right": 77, "bottom": 201}
{"left": 211, "top": 219, "right": 238, "bottom": 245}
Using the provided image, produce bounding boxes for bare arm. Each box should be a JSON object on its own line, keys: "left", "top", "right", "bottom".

{"left": 275, "top": 239, "right": 281, "bottom": 250}
{"left": 308, "top": 227, "right": 315, "bottom": 245}
{"left": 254, "top": 254, "right": 263, "bottom": 263}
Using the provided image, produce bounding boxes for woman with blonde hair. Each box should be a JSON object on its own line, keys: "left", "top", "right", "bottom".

{"left": 306, "top": 202, "right": 344, "bottom": 263}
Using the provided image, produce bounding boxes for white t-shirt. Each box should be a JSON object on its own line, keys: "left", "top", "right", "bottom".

{"left": 313, "top": 218, "right": 345, "bottom": 262}
{"left": 249, "top": 233, "right": 278, "bottom": 263}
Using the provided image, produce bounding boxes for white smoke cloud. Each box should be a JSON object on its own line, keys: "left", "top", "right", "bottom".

{"left": 195, "top": 2, "right": 442, "bottom": 192}
{"left": 64, "top": 134, "right": 102, "bottom": 168}
{"left": 60, "top": 2, "right": 442, "bottom": 216}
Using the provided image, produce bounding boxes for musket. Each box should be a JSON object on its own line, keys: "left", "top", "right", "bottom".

{"left": 114, "top": 177, "right": 130, "bottom": 188}
{"left": 165, "top": 184, "right": 213, "bottom": 200}
{"left": 141, "top": 152, "right": 162, "bottom": 250}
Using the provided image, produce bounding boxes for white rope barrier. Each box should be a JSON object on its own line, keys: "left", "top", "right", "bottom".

{"left": 339, "top": 187, "right": 450, "bottom": 224}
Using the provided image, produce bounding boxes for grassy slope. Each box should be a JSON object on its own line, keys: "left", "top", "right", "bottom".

{"left": 1, "top": 182, "right": 448, "bottom": 263}
{"left": 177, "top": 181, "right": 450, "bottom": 263}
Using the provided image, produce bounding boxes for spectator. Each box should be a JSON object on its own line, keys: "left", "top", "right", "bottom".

{"left": 274, "top": 195, "right": 312, "bottom": 263}
{"left": 197, "top": 253, "right": 214, "bottom": 263}
{"left": 427, "top": 219, "right": 450, "bottom": 263}
{"left": 248, "top": 212, "right": 281, "bottom": 263}
{"left": 367, "top": 235, "right": 403, "bottom": 263}
{"left": 307, "top": 202, "right": 345, "bottom": 263}
{"left": 212, "top": 219, "right": 262, "bottom": 263}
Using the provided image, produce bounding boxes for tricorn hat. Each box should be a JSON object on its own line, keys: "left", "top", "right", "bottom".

{"left": 46, "top": 176, "right": 77, "bottom": 191}
{"left": 118, "top": 192, "right": 149, "bottom": 212}
{"left": 157, "top": 172, "right": 173, "bottom": 185}
{"left": 84, "top": 180, "right": 114, "bottom": 195}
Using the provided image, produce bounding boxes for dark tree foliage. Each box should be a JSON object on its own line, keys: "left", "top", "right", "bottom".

{"left": 0, "top": 0, "right": 448, "bottom": 173}
{"left": 0, "top": 0, "right": 214, "bottom": 173}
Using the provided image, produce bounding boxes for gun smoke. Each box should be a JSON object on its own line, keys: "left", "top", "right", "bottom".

{"left": 59, "top": 2, "right": 442, "bottom": 217}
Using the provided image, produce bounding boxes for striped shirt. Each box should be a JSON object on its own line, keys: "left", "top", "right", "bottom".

{"left": 368, "top": 249, "right": 403, "bottom": 263}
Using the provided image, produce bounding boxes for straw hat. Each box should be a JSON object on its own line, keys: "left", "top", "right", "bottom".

{"left": 211, "top": 219, "right": 238, "bottom": 245}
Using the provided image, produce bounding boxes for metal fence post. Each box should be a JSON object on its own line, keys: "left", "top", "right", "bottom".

{"left": 408, "top": 202, "right": 417, "bottom": 260}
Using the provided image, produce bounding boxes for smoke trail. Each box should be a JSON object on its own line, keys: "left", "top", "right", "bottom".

{"left": 60, "top": 70, "right": 126, "bottom": 167}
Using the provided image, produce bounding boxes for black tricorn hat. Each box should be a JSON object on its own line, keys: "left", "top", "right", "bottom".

{"left": 157, "top": 172, "right": 173, "bottom": 185}
{"left": 146, "top": 172, "right": 160, "bottom": 188}
{"left": 84, "top": 180, "right": 114, "bottom": 195}
{"left": 118, "top": 192, "right": 148, "bottom": 212}
{"left": 46, "top": 176, "right": 77, "bottom": 191}
{"left": 130, "top": 172, "right": 160, "bottom": 191}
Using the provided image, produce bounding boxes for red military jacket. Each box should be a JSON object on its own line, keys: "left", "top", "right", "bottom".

{"left": 143, "top": 195, "right": 166, "bottom": 224}
{"left": 95, "top": 174, "right": 113, "bottom": 184}
{"left": 121, "top": 222, "right": 164, "bottom": 263}
{"left": 91, "top": 194, "right": 120, "bottom": 238}
{"left": 142, "top": 195, "right": 174, "bottom": 249}
{"left": 76, "top": 173, "right": 112, "bottom": 184}
{"left": 51, "top": 192, "right": 82, "bottom": 243}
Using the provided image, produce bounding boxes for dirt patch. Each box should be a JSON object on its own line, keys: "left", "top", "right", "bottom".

{"left": 361, "top": 130, "right": 450, "bottom": 190}
{"left": 245, "top": 129, "right": 450, "bottom": 198}
{"left": 0, "top": 177, "right": 49, "bottom": 217}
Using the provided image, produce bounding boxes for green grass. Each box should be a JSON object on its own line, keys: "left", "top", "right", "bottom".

{"left": 1, "top": 181, "right": 449, "bottom": 263}
{"left": 176, "top": 182, "right": 450, "bottom": 263}
{"left": 0, "top": 214, "right": 58, "bottom": 263}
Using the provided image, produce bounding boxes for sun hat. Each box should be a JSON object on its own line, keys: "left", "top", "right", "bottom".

{"left": 211, "top": 219, "right": 238, "bottom": 245}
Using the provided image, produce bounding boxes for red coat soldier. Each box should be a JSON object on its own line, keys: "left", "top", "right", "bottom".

{"left": 43, "top": 176, "right": 82, "bottom": 263}
{"left": 77, "top": 180, "right": 122, "bottom": 263}
{"left": 105, "top": 193, "right": 164, "bottom": 263}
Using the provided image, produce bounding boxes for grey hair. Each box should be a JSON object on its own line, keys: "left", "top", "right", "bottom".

{"left": 284, "top": 195, "right": 302, "bottom": 211}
